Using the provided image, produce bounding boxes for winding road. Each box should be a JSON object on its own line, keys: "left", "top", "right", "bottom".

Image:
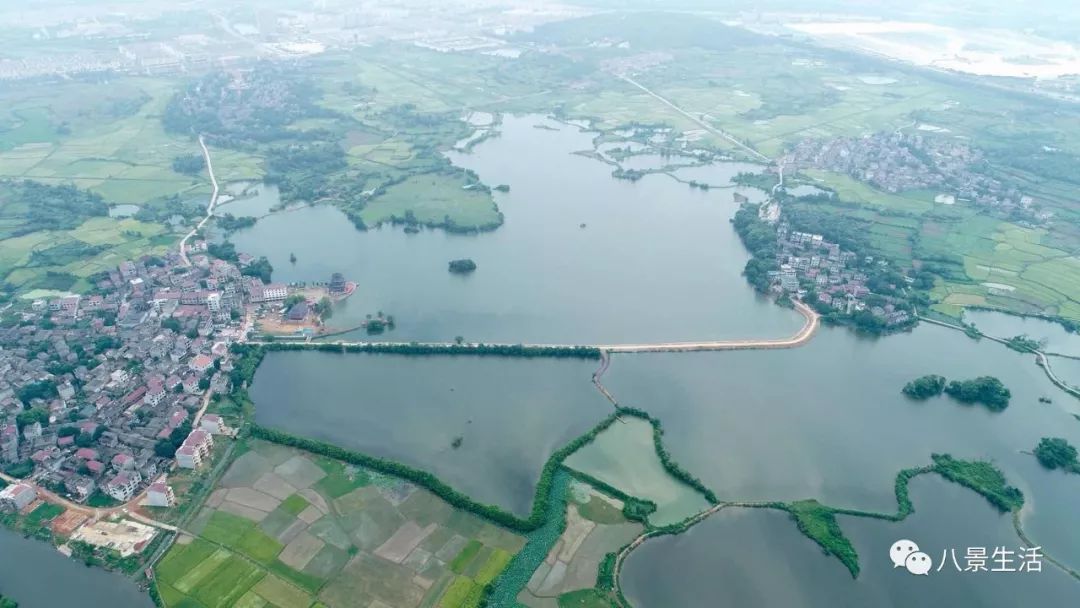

{"left": 178, "top": 136, "right": 220, "bottom": 268}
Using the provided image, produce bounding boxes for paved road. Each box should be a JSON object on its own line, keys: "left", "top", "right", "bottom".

{"left": 0, "top": 470, "right": 176, "bottom": 531}
{"left": 618, "top": 74, "right": 771, "bottom": 163}
{"left": 178, "top": 136, "right": 220, "bottom": 267}
{"left": 253, "top": 301, "right": 820, "bottom": 354}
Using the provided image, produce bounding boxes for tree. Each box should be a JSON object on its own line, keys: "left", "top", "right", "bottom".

{"left": 16, "top": 380, "right": 57, "bottom": 405}
{"left": 171, "top": 154, "right": 206, "bottom": 175}
{"left": 161, "top": 317, "right": 182, "bottom": 333}
{"left": 154, "top": 439, "right": 178, "bottom": 458}
{"left": 448, "top": 259, "right": 477, "bottom": 274}
{"left": 901, "top": 375, "right": 947, "bottom": 400}
{"left": 944, "top": 376, "right": 1011, "bottom": 411}
{"left": 1034, "top": 437, "right": 1079, "bottom": 472}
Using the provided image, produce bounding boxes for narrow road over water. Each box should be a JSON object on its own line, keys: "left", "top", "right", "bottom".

{"left": 253, "top": 302, "right": 820, "bottom": 354}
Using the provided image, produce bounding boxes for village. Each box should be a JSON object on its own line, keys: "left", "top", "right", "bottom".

{"left": 782, "top": 131, "right": 1033, "bottom": 213}
{"left": 0, "top": 240, "right": 352, "bottom": 562}
{"left": 767, "top": 222, "right": 913, "bottom": 330}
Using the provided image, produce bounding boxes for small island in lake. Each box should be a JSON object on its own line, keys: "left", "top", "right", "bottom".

{"left": 1034, "top": 437, "right": 1080, "bottom": 473}
{"left": 901, "top": 375, "right": 1011, "bottom": 411}
{"left": 448, "top": 258, "right": 477, "bottom": 274}
{"left": 944, "top": 376, "right": 1011, "bottom": 411}
{"left": 901, "top": 375, "right": 946, "bottom": 400}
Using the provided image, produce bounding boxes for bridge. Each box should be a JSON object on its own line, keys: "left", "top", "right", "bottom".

{"left": 252, "top": 301, "right": 820, "bottom": 354}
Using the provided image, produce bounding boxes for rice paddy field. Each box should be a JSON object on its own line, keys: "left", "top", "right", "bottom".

{"left": 155, "top": 440, "right": 526, "bottom": 608}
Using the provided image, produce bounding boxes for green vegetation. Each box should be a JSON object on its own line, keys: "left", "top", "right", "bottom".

{"left": 0, "top": 593, "right": 16, "bottom": 608}
{"left": 1005, "top": 334, "right": 1042, "bottom": 353}
{"left": 450, "top": 540, "right": 484, "bottom": 574}
{"left": 1033, "top": 437, "right": 1080, "bottom": 473}
{"left": 929, "top": 453, "right": 1024, "bottom": 513}
{"left": 901, "top": 375, "right": 947, "bottom": 400}
{"left": 171, "top": 154, "right": 205, "bottom": 175}
{"left": 943, "top": 376, "right": 1012, "bottom": 411}
{"left": 783, "top": 500, "right": 860, "bottom": 578}
{"left": 482, "top": 470, "right": 571, "bottom": 607}
{"left": 556, "top": 588, "right": 617, "bottom": 608}
{"left": 595, "top": 552, "right": 617, "bottom": 591}
{"left": 448, "top": 258, "right": 478, "bottom": 274}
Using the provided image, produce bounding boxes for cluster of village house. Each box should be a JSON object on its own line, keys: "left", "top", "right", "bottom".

{"left": 783, "top": 131, "right": 1033, "bottom": 212}
{"left": 769, "top": 224, "right": 912, "bottom": 327}
{"left": 0, "top": 242, "right": 345, "bottom": 529}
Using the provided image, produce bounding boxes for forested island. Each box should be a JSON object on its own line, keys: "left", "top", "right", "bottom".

{"left": 448, "top": 258, "right": 477, "bottom": 274}
{"left": 901, "top": 375, "right": 1010, "bottom": 410}
{"left": 901, "top": 375, "right": 946, "bottom": 399}
{"left": 1034, "top": 437, "right": 1080, "bottom": 473}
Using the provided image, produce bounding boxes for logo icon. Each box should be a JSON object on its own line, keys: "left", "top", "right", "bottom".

{"left": 891, "top": 540, "right": 933, "bottom": 575}
{"left": 890, "top": 539, "right": 919, "bottom": 568}
{"left": 905, "top": 551, "right": 933, "bottom": 575}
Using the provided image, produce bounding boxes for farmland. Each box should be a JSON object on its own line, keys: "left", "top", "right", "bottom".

{"left": 154, "top": 440, "right": 526, "bottom": 608}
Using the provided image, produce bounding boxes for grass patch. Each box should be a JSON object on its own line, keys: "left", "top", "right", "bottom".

{"left": 201, "top": 510, "right": 257, "bottom": 547}
{"left": 576, "top": 497, "right": 626, "bottom": 525}
{"left": 313, "top": 460, "right": 370, "bottom": 499}
{"left": 25, "top": 502, "right": 65, "bottom": 527}
{"left": 235, "top": 528, "right": 284, "bottom": 565}
{"left": 156, "top": 539, "right": 219, "bottom": 586}
{"left": 473, "top": 548, "right": 513, "bottom": 586}
{"left": 252, "top": 574, "right": 313, "bottom": 608}
{"left": 437, "top": 576, "right": 480, "bottom": 608}
{"left": 192, "top": 554, "right": 265, "bottom": 608}
{"left": 279, "top": 493, "right": 309, "bottom": 516}
{"left": 357, "top": 172, "right": 502, "bottom": 232}
{"left": 267, "top": 559, "right": 326, "bottom": 594}
{"left": 449, "top": 539, "right": 483, "bottom": 574}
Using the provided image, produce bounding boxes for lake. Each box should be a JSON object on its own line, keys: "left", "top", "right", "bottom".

{"left": 0, "top": 526, "right": 154, "bottom": 608}
{"left": 621, "top": 476, "right": 1080, "bottom": 607}
{"left": 231, "top": 114, "right": 803, "bottom": 344}
{"left": 964, "top": 309, "right": 1080, "bottom": 357}
{"left": 237, "top": 112, "right": 1080, "bottom": 602}
{"left": 603, "top": 323, "right": 1080, "bottom": 570}
{"left": 251, "top": 351, "right": 610, "bottom": 514}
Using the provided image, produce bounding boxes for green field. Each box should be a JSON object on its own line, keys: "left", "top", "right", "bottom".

{"left": 155, "top": 440, "right": 526, "bottom": 608}
{"left": 359, "top": 172, "right": 503, "bottom": 230}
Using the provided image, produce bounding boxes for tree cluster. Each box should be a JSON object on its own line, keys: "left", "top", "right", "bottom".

{"left": 1033, "top": 437, "right": 1079, "bottom": 473}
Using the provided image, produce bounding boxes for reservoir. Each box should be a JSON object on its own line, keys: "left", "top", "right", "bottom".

{"left": 238, "top": 113, "right": 1080, "bottom": 602}
{"left": 231, "top": 114, "right": 803, "bottom": 344}
{"left": 0, "top": 526, "right": 154, "bottom": 608}
{"left": 251, "top": 351, "right": 610, "bottom": 514}
{"left": 621, "top": 476, "right": 1080, "bottom": 607}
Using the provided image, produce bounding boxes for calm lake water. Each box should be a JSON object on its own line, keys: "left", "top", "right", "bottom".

{"left": 0, "top": 527, "right": 154, "bottom": 608}
{"left": 604, "top": 324, "right": 1080, "bottom": 571}
{"left": 217, "top": 181, "right": 284, "bottom": 217}
{"left": 239, "top": 112, "right": 1080, "bottom": 602}
{"left": 622, "top": 476, "right": 1080, "bottom": 607}
{"left": 964, "top": 310, "right": 1080, "bottom": 357}
{"left": 231, "top": 115, "right": 803, "bottom": 344}
{"left": 251, "top": 351, "right": 610, "bottom": 514}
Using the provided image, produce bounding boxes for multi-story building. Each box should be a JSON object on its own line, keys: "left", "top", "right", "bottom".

{"left": 144, "top": 482, "right": 175, "bottom": 507}
{"left": 104, "top": 470, "right": 142, "bottom": 502}
{"left": 0, "top": 483, "right": 37, "bottom": 512}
